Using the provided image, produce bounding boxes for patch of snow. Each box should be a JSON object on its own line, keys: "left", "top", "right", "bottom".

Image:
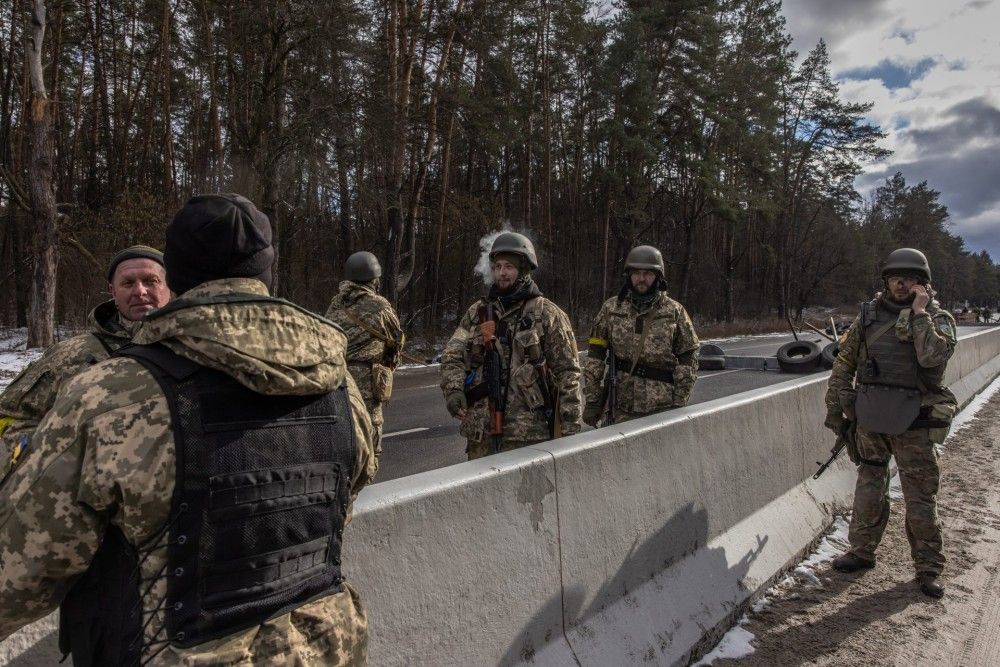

{"left": 693, "top": 620, "right": 755, "bottom": 666}
{"left": 947, "top": 373, "right": 1000, "bottom": 436}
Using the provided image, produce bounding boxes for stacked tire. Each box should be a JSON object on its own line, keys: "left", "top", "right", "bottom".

{"left": 776, "top": 340, "right": 822, "bottom": 373}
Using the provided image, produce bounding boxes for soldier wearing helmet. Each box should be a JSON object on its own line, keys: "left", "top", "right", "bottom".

{"left": 582, "top": 245, "right": 700, "bottom": 426}
{"left": 325, "top": 250, "right": 404, "bottom": 474}
{"left": 439, "top": 231, "right": 583, "bottom": 459}
{"left": 825, "top": 247, "right": 957, "bottom": 599}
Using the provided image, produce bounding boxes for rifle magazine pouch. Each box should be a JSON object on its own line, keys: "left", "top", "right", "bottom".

{"left": 512, "top": 362, "right": 546, "bottom": 410}
{"left": 371, "top": 363, "right": 394, "bottom": 402}
{"left": 854, "top": 384, "right": 921, "bottom": 435}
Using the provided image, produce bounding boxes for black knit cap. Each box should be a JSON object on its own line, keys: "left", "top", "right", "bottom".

{"left": 107, "top": 245, "right": 165, "bottom": 282}
{"left": 164, "top": 193, "right": 274, "bottom": 295}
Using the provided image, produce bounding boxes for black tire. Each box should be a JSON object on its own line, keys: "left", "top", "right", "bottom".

{"left": 821, "top": 342, "right": 839, "bottom": 369}
{"left": 699, "top": 355, "right": 726, "bottom": 371}
{"left": 776, "top": 340, "right": 822, "bottom": 373}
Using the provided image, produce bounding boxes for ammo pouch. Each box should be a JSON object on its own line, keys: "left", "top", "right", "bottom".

{"left": 612, "top": 355, "right": 674, "bottom": 383}
{"left": 371, "top": 363, "right": 394, "bottom": 402}
{"left": 511, "top": 362, "right": 546, "bottom": 410}
{"left": 854, "top": 384, "right": 921, "bottom": 435}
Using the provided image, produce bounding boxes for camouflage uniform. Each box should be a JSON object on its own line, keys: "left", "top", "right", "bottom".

{"left": 826, "top": 293, "right": 957, "bottom": 575}
{"left": 583, "top": 292, "right": 700, "bottom": 423}
{"left": 325, "top": 280, "right": 403, "bottom": 471}
{"left": 440, "top": 285, "right": 583, "bottom": 459}
{"left": 0, "top": 278, "right": 375, "bottom": 665}
{"left": 0, "top": 300, "right": 139, "bottom": 476}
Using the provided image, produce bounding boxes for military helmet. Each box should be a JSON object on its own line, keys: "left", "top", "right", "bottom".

{"left": 344, "top": 251, "right": 382, "bottom": 281}
{"left": 624, "top": 245, "right": 665, "bottom": 277}
{"left": 489, "top": 231, "right": 538, "bottom": 270}
{"left": 881, "top": 247, "right": 931, "bottom": 282}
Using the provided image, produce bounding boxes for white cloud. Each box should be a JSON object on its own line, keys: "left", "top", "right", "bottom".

{"left": 783, "top": 0, "right": 1000, "bottom": 258}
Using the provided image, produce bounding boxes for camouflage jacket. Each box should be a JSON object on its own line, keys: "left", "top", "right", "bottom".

{"left": 0, "top": 301, "right": 138, "bottom": 475}
{"left": 440, "top": 288, "right": 583, "bottom": 442}
{"left": 324, "top": 280, "right": 403, "bottom": 411}
{"left": 0, "top": 278, "right": 375, "bottom": 665}
{"left": 582, "top": 292, "right": 700, "bottom": 415}
{"left": 826, "top": 293, "right": 958, "bottom": 419}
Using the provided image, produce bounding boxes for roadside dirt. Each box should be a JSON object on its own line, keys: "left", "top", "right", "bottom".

{"left": 715, "top": 394, "right": 1000, "bottom": 667}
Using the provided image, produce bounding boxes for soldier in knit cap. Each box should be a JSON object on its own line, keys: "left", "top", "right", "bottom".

{"left": 0, "top": 245, "right": 170, "bottom": 477}
{"left": 0, "top": 194, "right": 374, "bottom": 665}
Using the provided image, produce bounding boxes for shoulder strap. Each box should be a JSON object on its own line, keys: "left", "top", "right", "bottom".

{"left": 866, "top": 317, "right": 900, "bottom": 346}
{"left": 114, "top": 343, "right": 201, "bottom": 381}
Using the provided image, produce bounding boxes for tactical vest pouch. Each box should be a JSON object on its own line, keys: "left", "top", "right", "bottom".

{"left": 854, "top": 384, "right": 921, "bottom": 435}
{"left": 511, "top": 362, "right": 546, "bottom": 410}
{"left": 371, "top": 362, "right": 394, "bottom": 402}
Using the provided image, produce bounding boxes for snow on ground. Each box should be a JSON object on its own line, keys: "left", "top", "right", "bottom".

{"left": 695, "top": 373, "right": 1000, "bottom": 664}
{"left": 0, "top": 329, "right": 43, "bottom": 391}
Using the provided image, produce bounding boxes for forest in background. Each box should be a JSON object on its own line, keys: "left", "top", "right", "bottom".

{"left": 1, "top": 0, "right": 998, "bottom": 348}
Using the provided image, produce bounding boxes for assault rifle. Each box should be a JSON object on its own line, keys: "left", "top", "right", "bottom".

{"left": 813, "top": 418, "right": 857, "bottom": 479}
{"left": 479, "top": 305, "right": 506, "bottom": 453}
{"left": 602, "top": 348, "right": 617, "bottom": 426}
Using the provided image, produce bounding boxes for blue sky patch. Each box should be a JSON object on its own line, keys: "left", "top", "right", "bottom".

{"left": 838, "top": 57, "right": 937, "bottom": 89}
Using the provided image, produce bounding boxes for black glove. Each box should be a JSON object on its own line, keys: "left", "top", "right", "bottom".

{"left": 446, "top": 392, "right": 467, "bottom": 417}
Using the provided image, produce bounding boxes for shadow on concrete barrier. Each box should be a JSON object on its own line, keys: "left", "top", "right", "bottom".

{"left": 4, "top": 327, "right": 998, "bottom": 666}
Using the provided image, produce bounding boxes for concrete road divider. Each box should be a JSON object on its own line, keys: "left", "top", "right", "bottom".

{"left": 5, "top": 328, "right": 999, "bottom": 666}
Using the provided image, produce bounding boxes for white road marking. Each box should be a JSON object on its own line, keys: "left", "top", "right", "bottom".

{"left": 383, "top": 427, "right": 430, "bottom": 439}
{"left": 399, "top": 383, "right": 440, "bottom": 390}
{"left": 701, "top": 368, "right": 746, "bottom": 378}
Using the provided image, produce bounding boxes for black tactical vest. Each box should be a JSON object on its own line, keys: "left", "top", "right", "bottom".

{"left": 59, "top": 343, "right": 355, "bottom": 663}
{"left": 857, "top": 300, "right": 946, "bottom": 391}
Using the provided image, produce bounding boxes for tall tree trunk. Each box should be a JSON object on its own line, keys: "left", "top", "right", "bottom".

{"left": 26, "top": 0, "right": 58, "bottom": 348}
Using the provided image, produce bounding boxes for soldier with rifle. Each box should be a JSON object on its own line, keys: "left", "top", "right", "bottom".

{"left": 440, "top": 232, "right": 583, "bottom": 459}
{"left": 582, "top": 245, "right": 700, "bottom": 427}
{"left": 823, "top": 248, "right": 958, "bottom": 598}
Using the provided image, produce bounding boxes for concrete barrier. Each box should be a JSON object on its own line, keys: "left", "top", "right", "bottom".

{"left": 5, "top": 327, "right": 999, "bottom": 666}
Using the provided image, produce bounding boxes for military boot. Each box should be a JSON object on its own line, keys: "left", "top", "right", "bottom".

{"left": 918, "top": 573, "right": 944, "bottom": 598}
{"left": 831, "top": 553, "right": 876, "bottom": 573}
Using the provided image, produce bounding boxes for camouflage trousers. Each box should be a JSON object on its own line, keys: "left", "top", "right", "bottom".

{"left": 466, "top": 437, "right": 546, "bottom": 461}
{"left": 847, "top": 427, "right": 944, "bottom": 575}
{"left": 368, "top": 402, "right": 384, "bottom": 478}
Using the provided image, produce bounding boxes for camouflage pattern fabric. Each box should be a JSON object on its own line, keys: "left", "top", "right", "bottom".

{"left": 847, "top": 428, "right": 944, "bottom": 574}
{"left": 325, "top": 280, "right": 403, "bottom": 471}
{"left": 0, "top": 300, "right": 138, "bottom": 476}
{"left": 0, "top": 278, "right": 375, "bottom": 666}
{"left": 825, "top": 292, "right": 956, "bottom": 575}
{"left": 826, "top": 294, "right": 958, "bottom": 427}
{"left": 582, "top": 292, "right": 700, "bottom": 423}
{"left": 440, "top": 295, "right": 582, "bottom": 454}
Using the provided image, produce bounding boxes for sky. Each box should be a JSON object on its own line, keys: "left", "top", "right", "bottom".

{"left": 781, "top": 0, "right": 1000, "bottom": 260}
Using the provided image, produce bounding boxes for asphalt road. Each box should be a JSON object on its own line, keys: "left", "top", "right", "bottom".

{"left": 376, "top": 326, "right": 991, "bottom": 482}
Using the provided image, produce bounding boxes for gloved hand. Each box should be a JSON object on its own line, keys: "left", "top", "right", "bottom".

{"left": 446, "top": 392, "right": 467, "bottom": 419}
{"left": 824, "top": 410, "right": 844, "bottom": 433}
{"left": 583, "top": 401, "right": 603, "bottom": 427}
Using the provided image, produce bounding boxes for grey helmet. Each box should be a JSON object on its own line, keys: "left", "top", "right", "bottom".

{"left": 624, "top": 245, "right": 665, "bottom": 277}
{"left": 881, "top": 248, "right": 931, "bottom": 282}
{"left": 489, "top": 231, "right": 538, "bottom": 270}
{"left": 344, "top": 251, "right": 382, "bottom": 282}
